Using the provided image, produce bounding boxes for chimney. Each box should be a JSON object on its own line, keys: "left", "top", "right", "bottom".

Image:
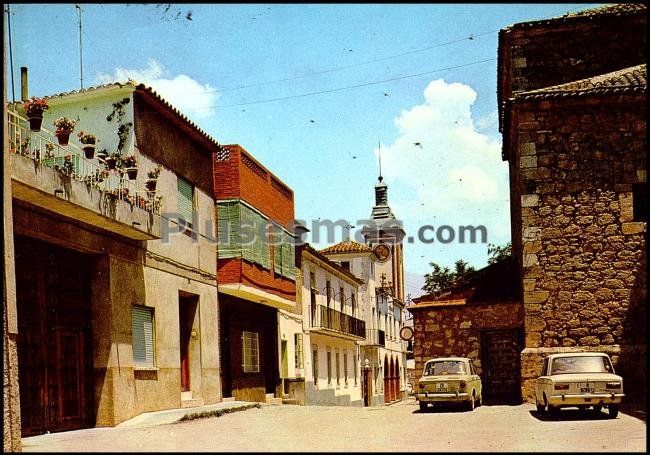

{"left": 20, "top": 67, "right": 28, "bottom": 101}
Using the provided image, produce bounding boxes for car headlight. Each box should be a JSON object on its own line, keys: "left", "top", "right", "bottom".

{"left": 606, "top": 381, "right": 621, "bottom": 389}
{"left": 418, "top": 383, "right": 425, "bottom": 389}
{"left": 459, "top": 381, "right": 466, "bottom": 390}
{"left": 554, "top": 383, "right": 570, "bottom": 390}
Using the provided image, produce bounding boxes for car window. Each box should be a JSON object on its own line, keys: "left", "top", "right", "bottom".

{"left": 541, "top": 358, "right": 548, "bottom": 376}
{"left": 550, "top": 356, "right": 613, "bottom": 374}
{"left": 424, "top": 360, "right": 466, "bottom": 375}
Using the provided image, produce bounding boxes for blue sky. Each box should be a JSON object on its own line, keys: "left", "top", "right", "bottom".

{"left": 5, "top": 3, "right": 602, "bottom": 297}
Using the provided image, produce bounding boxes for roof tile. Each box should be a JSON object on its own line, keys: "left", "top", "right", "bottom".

{"left": 319, "top": 240, "right": 373, "bottom": 255}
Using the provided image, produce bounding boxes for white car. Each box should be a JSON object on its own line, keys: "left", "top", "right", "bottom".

{"left": 534, "top": 352, "right": 624, "bottom": 418}
{"left": 416, "top": 357, "right": 482, "bottom": 411}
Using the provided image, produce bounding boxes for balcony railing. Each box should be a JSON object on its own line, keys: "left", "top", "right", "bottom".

{"left": 311, "top": 305, "right": 365, "bottom": 339}
{"left": 7, "top": 109, "right": 161, "bottom": 215}
{"left": 364, "top": 329, "right": 385, "bottom": 346}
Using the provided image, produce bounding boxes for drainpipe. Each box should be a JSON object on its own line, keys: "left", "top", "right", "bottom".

{"left": 20, "top": 67, "right": 28, "bottom": 101}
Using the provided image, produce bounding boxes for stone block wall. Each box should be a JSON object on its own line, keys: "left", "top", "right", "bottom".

{"left": 411, "top": 300, "right": 523, "bottom": 383}
{"left": 499, "top": 9, "right": 646, "bottom": 106}
{"left": 510, "top": 94, "right": 647, "bottom": 400}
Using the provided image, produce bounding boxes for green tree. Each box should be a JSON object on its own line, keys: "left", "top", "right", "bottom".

{"left": 487, "top": 242, "right": 512, "bottom": 264}
{"left": 422, "top": 259, "right": 475, "bottom": 296}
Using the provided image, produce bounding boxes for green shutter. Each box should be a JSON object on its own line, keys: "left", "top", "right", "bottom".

{"left": 132, "top": 306, "right": 154, "bottom": 367}
{"left": 272, "top": 225, "right": 283, "bottom": 274}
{"left": 217, "top": 201, "right": 242, "bottom": 258}
{"left": 177, "top": 176, "right": 194, "bottom": 225}
{"left": 281, "top": 231, "right": 295, "bottom": 279}
{"left": 240, "top": 204, "right": 258, "bottom": 264}
{"left": 257, "top": 214, "right": 270, "bottom": 270}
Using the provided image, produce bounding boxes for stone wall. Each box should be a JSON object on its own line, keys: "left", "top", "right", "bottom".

{"left": 410, "top": 300, "right": 523, "bottom": 384}
{"left": 510, "top": 94, "right": 647, "bottom": 401}
{"left": 499, "top": 8, "right": 646, "bottom": 106}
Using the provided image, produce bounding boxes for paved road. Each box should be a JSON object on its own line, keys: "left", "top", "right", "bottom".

{"left": 22, "top": 398, "right": 646, "bottom": 452}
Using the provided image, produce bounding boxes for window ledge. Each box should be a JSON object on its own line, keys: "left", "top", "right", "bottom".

{"left": 134, "top": 366, "right": 159, "bottom": 371}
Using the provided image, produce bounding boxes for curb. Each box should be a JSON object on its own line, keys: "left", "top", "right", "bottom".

{"left": 176, "top": 403, "right": 262, "bottom": 423}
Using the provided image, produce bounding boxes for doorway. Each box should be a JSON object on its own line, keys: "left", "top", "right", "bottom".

{"left": 179, "top": 293, "right": 198, "bottom": 393}
{"left": 481, "top": 329, "right": 523, "bottom": 403}
{"left": 362, "top": 368, "right": 372, "bottom": 406}
{"left": 15, "top": 236, "right": 94, "bottom": 436}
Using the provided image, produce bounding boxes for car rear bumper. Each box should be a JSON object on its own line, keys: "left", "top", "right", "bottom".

{"left": 547, "top": 393, "right": 624, "bottom": 407}
{"left": 416, "top": 392, "right": 470, "bottom": 403}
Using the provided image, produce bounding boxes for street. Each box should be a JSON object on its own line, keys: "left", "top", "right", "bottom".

{"left": 22, "top": 398, "right": 646, "bottom": 452}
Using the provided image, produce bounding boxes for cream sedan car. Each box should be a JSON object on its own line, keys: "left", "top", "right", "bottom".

{"left": 534, "top": 352, "right": 624, "bottom": 418}
{"left": 416, "top": 357, "right": 482, "bottom": 411}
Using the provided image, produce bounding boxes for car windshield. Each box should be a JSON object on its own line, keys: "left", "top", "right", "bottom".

{"left": 550, "top": 356, "right": 614, "bottom": 375}
{"left": 424, "top": 360, "right": 466, "bottom": 376}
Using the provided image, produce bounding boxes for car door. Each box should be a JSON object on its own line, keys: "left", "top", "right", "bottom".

{"left": 535, "top": 357, "right": 549, "bottom": 402}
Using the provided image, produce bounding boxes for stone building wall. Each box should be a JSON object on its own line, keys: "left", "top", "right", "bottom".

{"left": 498, "top": 5, "right": 646, "bottom": 107}
{"left": 410, "top": 300, "right": 523, "bottom": 384}
{"left": 509, "top": 93, "right": 647, "bottom": 401}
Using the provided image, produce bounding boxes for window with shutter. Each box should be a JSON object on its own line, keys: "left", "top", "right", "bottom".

{"left": 217, "top": 201, "right": 242, "bottom": 258}
{"left": 294, "top": 333, "right": 303, "bottom": 369}
{"left": 177, "top": 176, "right": 194, "bottom": 229}
{"left": 281, "top": 231, "right": 295, "bottom": 279}
{"left": 240, "top": 204, "right": 258, "bottom": 264}
{"left": 272, "top": 225, "right": 283, "bottom": 275}
{"left": 242, "top": 331, "right": 260, "bottom": 373}
{"left": 132, "top": 305, "right": 155, "bottom": 367}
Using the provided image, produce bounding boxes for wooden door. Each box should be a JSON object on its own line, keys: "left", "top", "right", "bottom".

{"left": 481, "top": 329, "right": 522, "bottom": 403}
{"left": 15, "top": 236, "right": 93, "bottom": 436}
{"left": 362, "top": 369, "right": 371, "bottom": 406}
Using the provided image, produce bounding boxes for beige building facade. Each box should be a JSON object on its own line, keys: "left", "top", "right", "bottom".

{"left": 5, "top": 81, "right": 222, "bottom": 439}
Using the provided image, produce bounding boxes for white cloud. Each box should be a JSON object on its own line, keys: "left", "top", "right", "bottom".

{"left": 96, "top": 59, "right": 219, "bottom": 121}
{"left": 379, "top": 79, "right": 510, "bottom": 273}
{"left": 476, "top": 109, "right": 499, "bottom": 131}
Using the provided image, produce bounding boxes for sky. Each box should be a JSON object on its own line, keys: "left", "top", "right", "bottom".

{"left": 5, "top": 3, "right": 603, "bottom": 298}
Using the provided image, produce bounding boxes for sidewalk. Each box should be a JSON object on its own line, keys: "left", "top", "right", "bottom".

{"left": 116, "top": 400, "right": 261, "bottom": 428}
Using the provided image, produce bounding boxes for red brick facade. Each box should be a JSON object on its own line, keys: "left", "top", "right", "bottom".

{"left": 213, "top": 144, "right": 296, "bottom": 300}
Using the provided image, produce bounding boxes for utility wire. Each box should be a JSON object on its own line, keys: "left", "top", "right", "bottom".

{"left": 208, "top": 57, "right": 497, "bottom": 109}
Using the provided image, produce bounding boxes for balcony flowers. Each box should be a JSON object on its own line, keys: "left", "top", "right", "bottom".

{"left": 53, "top": 117, "right": 77, "bottom": 146}
{"left": 23, "top": 97, "right": 49, "bottom": 131}
{"left": 77, "top": 131, "right": 98, "bottom": 159}
{"left": 103, "top": 152, "right": 120, "bottom": 171}
{"left": 145, "top": 164, "right": 162, "bottom": 194}
{"left": 119, "top": 154, "right": 138, "bottom": 180}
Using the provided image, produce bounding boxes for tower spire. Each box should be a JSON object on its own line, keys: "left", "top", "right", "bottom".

{"left": 378, "top": 141, "right": 383, "bottom": 182}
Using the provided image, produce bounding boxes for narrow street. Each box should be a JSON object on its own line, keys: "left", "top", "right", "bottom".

{"left": 22, "top": 399, "right": 646, "bottom": 452}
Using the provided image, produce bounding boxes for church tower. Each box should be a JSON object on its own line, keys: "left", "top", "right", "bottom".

{"left": 361, "top": 175, "right": 406, "bottom": 302}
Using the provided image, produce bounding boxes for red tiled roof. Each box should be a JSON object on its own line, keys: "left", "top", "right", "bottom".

{"left": 320, "top": 240, "right": 372, "bottom": 255}
{"left": 515, "top": 64, "right": 646, "bottom": 100}
{"left": 508, "top": 3, "right": 646, "bottom": 29}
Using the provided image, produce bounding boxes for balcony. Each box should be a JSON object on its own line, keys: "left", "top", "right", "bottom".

{"left": 362, "top": 329, "right": 385, "bottom": 347}
{"left": 8, "top": 109, "right": 160, "bottom": 240}
{"left": 310, "top": 305, "right": 365, "bottom": 340}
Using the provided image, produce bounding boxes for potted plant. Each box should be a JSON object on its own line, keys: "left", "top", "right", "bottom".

{"left": 104, "top": 152, "right": 120, "bottom": 170}
{"left": 77, "top": 131, "right": 98, "bottom": 159}
{"left": 96, "top": 148, "right": 109, "bottom": 160}
{"left": 120, "top": 154, "right": 138, "bottom": 180}
{"left": 23, "top": 97, "right": 49, "bottom": 132}
{"left": 53, "top": 117, "right": 77, "bottom": 145}
{"left": 145, "top": 164, "right": 162, "bottom": 194}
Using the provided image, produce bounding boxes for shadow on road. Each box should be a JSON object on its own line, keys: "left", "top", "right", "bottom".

{"left": 529, "top": 408, "right": 617, "bottom": 422}
{"left": 620, "top": 401, "right": 647, "bottom": 423}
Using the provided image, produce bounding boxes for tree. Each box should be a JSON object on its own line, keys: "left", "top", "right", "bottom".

{"left": 487, "top": 242, "right": 512, "bottom": 265}
{"left": 422, "top": 259, "right": 475, "bottom": 296}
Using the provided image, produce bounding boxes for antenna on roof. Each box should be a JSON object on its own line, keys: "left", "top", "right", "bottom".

{"left": 76, "top": 4, "right": 83, "bottom": 89}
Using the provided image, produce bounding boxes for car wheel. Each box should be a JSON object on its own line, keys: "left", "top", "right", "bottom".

{"left": 467, "top": 393, "right": 475, "bottom": 412}
{"left": 608, "top": 404, "right": 619, "bottom": 419}
{"left": 548, "top": 405, "right": 560, "bottom": 419}
{"left": 419, "top": 401, "right": 428, "bottom": 412}
{"left": 536, "top": 401, "right": 546, "bottom": 413}
{"left": 592, "top": 405, "right": 603, "bottom": 413}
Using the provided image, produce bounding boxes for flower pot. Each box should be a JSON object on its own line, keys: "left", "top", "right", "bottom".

{"left": 145, "top": 178, "right": 157, "bottom": 192}
{"left": 105, "top": 157, "right": 117, "bottom": 170}
{"left": 56, "top": 131, "right": 71, "bottom": 146}
{"left": 97, "top": 150, "right": 108, "bottom": 160}
{"left": 126, "top": 167, "right": 138, "bottom": 180}
{"left": 83, "top": 144, "right": 96, "bottom": 159}
{"left": 28, "top": 115, "right": 43, "bottom": 132}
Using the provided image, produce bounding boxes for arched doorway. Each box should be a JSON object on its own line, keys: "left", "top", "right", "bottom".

{"left": 389, "top": 357, "right": 395, "bottom": 402}
{"left": 395, "top": 359, "right": 402, "bottom": 400}
{"left": 383, "top": 356, "right": 389, "bottom": 403}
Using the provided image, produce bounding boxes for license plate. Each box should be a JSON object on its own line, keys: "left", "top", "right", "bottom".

{"left": 436, "top": 383, "right": 448, "bottom": 392}
{"left": 580, "top": 382, "right": 594, "bottom": 393}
